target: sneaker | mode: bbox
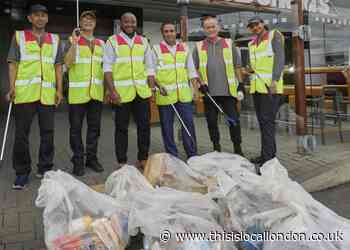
[12,175,29,190]
[35,172,44,179]
[36,169,50,179]
[86,160,104,173]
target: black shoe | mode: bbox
[86,160,104,173]
[73,166,85,176]
[234,144,244,157]
[250,156,264,164]
[213,143,221,152]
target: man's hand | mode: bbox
[104,89,110,104]
[71,28,80,45]
[55,91,63,107]
[159,86,167,96]
[6,87,15,102]
[237,91,244,101]
[193,88,199,101]
[110,90,121,105]
[270,80,277,94]
[199,84,209,94]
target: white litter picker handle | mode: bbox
[0,102,13,161]
[206,93,224,114]
[76,0,80,28]
[171,104,192,139]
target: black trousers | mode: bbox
[253,93,281,162]
[203,96,242,145]
[13,102,55,176]
[69,100,102,165]
[113,95,150,163]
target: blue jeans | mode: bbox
[158,102,197,158]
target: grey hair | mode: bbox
[121,12,137,20]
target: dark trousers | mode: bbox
[158,102,197,159]
[203,96,242,145]
[114,95,150,163]
[69,100,102,166]
[253,93,281,162]
[13,102,55,176]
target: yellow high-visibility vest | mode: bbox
[15,30,59,105]
[153,41,192,106]
[68,37,104,104]
[248,29,284,94]
[196,38,238,97]
[108,34,151,103]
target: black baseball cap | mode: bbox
[29,4,48,15]
[247,16,264,28]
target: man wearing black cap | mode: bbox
[64,11,105,176]
[6,4,64,189]
[246,16,285,172]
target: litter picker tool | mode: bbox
[171,104,195,144]
[0,102,13,168]
[203,92,237,127]
[75,0,80,36]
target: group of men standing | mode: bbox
[6,4,285,190]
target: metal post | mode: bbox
[292,0,308,152]
[177,0,189,42]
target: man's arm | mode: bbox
[232,45,244,83]
[272,31,285,82]
[103,40,121,104]
[64,42,77,68]
[7,63,18,101]
[144,41,156,90]
[64,29,80,68]
[55,64,63,106]
[6,34,20,101]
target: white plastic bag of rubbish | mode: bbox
[128,187,221,238]
[187,152,256,178]
[141,215,231,250]
[105,165,154,205]
[35,170,125,249]
[259,158,350,249]
[143,153,209,194]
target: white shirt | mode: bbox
[152,41,198,80]
[103,31,155,76]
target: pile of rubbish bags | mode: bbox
[36,152,350,250]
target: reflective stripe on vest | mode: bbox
[154,42,192,106]
[68,37,105,104]
[109,34,151,103]
[248,30,284,94]
[15,30,58,105]
[196,38,238,97]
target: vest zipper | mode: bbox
[130,47,136,91]
[39,38,43,104]
[89,41,94,99]
[174,50,180,101]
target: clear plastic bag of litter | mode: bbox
[143,153,209,194]
[128,187,221,238]
[35,170,127,249]
[105,164,154,206]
